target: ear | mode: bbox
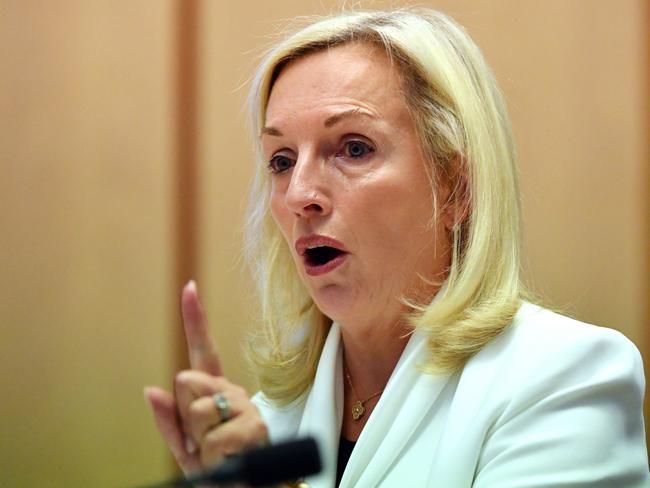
[439,154,470,232]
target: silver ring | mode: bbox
[212,393,231,422]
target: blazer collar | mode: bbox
[299,324,452,487]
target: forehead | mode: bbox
[265,42,409,123]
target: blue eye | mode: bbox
[342,140,374,159]
[268,155,294,174]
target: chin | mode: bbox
[310,283,359,324]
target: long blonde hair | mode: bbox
[244,8,523,404]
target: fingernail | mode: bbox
[186,280,197,292]
[185,436,197,454]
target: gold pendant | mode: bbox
[352,400,365,420]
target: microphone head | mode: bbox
[240,437,322,486]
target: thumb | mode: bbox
[181,280,223,376]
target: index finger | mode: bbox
[181,280,223,376]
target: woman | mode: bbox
[145,9,649,487]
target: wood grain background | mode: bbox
[1,1,647,486]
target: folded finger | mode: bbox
[199,413,269,468]
[144,386,201,474]
[174,370,231,427]
[186,387,252,444]
[186,394,229,443]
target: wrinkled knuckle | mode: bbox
[200,439,223,468]
[220,436,242,456]
[201,436,216,455]
[203,429,238,458]
[187,400,204,419]
[254,419,269,441]
[200,433,219,457]
[175,370,194,388]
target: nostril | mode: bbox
[305,203,323,212]
[294,203,322,218]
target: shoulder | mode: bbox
[469,302,646,423]
[474,302,644,386]
[466,303,649,486]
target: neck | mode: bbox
[339,320,410,440]
[341,325,409,396]
[337,284,441,391]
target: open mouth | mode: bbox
[295,235,349,276]
[305,246,345,267]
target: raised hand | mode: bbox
[144,281,268,475]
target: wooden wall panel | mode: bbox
[0,1,175,486]
[0,1,646,485]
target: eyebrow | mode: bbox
[260,108,377,137]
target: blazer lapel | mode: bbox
[298,324,343,488]
[340,330,453,487]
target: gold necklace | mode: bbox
[343,363,383,421]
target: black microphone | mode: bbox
[134,437,321,488]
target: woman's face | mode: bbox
[262,42,452,334]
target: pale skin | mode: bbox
[144,281,269,475]
[146,41,455,472]
[264,43,455,439]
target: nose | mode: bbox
[284,155,332,219]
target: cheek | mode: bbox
[363,175,433,230]
[354,176,437,262]
[269,191,293,241]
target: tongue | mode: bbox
[307,246,343,266]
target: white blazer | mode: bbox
[253,303,649,487]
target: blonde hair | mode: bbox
[244,8,523,404]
